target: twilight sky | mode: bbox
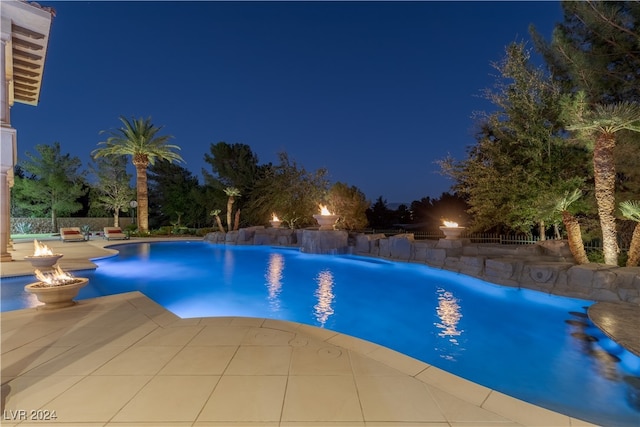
[12,1,563,204]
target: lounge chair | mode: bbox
[104,227,128,240]
[60,227,85,242]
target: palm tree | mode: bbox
[223,187,241,232]
[619,200,640,267]
[554,189,589,265]
[564,92,640,265]
[92,116,183,233]
[209,209,225,233]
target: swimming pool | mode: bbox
[2,241,639,426]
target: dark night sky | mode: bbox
[12,1,564,204]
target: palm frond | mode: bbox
[224,187,241,197]
[619,200,640,222]
[554,188,582,212]
[92,116,183,163]
[566,95,640,134]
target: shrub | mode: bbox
[14,221,33,234]
[154,226,172,236]
[586,249,604,264]
[587,248,629,266]
[196,227,215,236]
[124,224,137,232]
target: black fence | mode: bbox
[363,229,630,252]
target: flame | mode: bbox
[33,239,54,256]
[443,220,459,228]
[272,213,280,222]
[319,205,334,216]
[34,265,76,286]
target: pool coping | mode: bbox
[588,301,640,357]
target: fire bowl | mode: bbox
[24,278,89,310]
[24,254,64,268]
[270,220,282,229]
[313,214,339,231]
[439,226,466,240]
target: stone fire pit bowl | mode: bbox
[313,214,339,231]
[439,226,466,240]
[24,278,89,310]
[24,254,64,268]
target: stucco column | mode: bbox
[7,167,14,251]
[1,24,15,262]
[0,126,16,262]
[0,163,13,261]
[1,17,10,126]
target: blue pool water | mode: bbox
[2,241,639,426]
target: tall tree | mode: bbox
[531,1,640,105]
[409,197,432,227]
[249,152,328,228]
[203,142,262,225]
[92,116,183,233]
[88,155,134,227]
[531,1,640,265]
[12,142,86,231]
[563,92,640,265]
[10,166,32,217]
[393,204,411,226]
[148,160,201,228]
[439,42,588,233]
[203,142,259,191]
[532,0,640,205]
[326,182,369,231]
[366,196,393,229]
[191,184,220,229]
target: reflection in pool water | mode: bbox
[434,288,464,362]
[314,270,335,326]
[1,241,639,426]
[265,252,284,312]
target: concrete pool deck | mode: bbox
[0,238,614,426]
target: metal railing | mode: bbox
[364,229,540,244]
[362,229,630,251]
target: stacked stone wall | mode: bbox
[203,228,640,304]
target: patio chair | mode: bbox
[103,227,128,240]
[60,227,86,242]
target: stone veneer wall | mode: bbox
[204,227,640,305]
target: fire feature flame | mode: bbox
[272,213,280,222]
[443,220,459,228]
[34,265,76,286]
[319,205,334,216]
[33,239,54,256]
